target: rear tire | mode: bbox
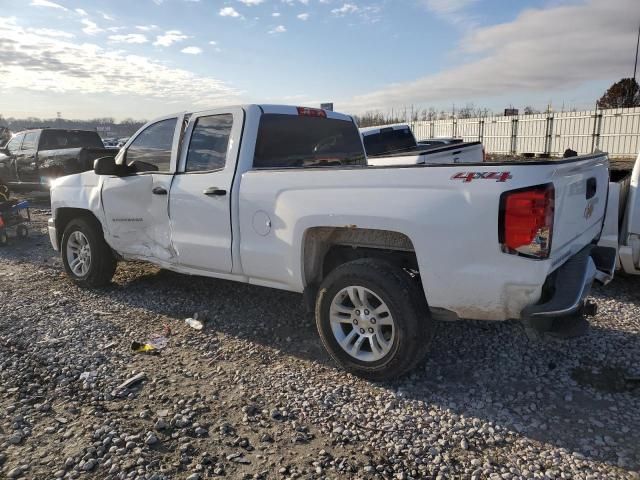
[315,258,433,381]
[61,217,116,287]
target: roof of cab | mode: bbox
[183,104,354,123]
[359,124,411,136]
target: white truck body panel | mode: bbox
[617,150,640,273]
[49,105,611,322]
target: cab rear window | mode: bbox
[253,114,365,169]
[363,128,416,156]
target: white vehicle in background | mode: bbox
[603,151,640,274]
[360,124,484,166]
[48,104,616,380]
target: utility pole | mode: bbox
[634,20,640,82]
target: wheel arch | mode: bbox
[55,208,103,247]
[301,226,422,309]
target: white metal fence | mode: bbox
[405,107,640,158]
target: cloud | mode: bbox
[272,12,281,17]
[344,0,638,111]
[99,11,115,21]
[331,3,358,16]
[219,7,242,17]
[108,33,148,44]
[80,19,103,36]
[30,0,67,10]
[422,0,477,26]
[297,13,309,20]
[268,25,286,34]
[75,8,87,16]
[153,30,188,47]
[181,46,202,54]
[238,0,264,5]
[29,28,75,38]
[0,17,240,107]
[136,25,158,31]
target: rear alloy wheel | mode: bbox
[61,217,116,287]
[329,286,396,363]
[316,258,433,381]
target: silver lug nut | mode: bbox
[359,328,365,334]
[368,328,374,333]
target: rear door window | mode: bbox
[185,114,233,172]
[125,118,177,173]
[253,114,365,169]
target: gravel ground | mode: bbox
[0,207,639,480]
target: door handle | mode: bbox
[152,186,167,195]
[203,187,227,196]
[586,178,597,199]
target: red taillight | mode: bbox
[499,184,554,259]
[296,107,327,118]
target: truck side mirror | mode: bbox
[94,156,128,176]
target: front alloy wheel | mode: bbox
[61,217,116,288]
[66,230,92,277]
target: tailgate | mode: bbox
[551,154,610,262]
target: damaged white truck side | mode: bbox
[48,105,616,380]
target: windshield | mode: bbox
[363,127,417,156]
[253,114,366,169]
[40,130,104,150]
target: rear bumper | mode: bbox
[48,218,59,251]
[522,245,616,319]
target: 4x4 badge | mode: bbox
[451,172,512,183]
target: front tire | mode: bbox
[315,258,433,381]
[61,217,116,287]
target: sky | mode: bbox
[0,0,638,120]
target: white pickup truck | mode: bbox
[360,124,484,166]
[48,105,615,380]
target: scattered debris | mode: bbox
[148,334,168,350]
[37,336,71,345]
[102,341,117,350]
[185,318,204,330]
[111,372,147,396]
[131,341,159,354]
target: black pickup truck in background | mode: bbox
[0,129,115,193]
